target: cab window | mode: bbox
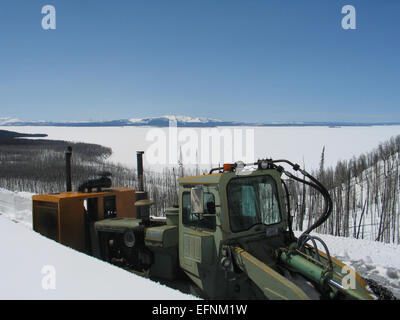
[227,175,281,232]
[182,191,216,230]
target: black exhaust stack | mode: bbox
[137,151,144,192]
[66,146,72,192]
[135,151,151,221]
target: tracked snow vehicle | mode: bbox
[33,150,380,300]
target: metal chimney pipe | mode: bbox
[65,146,72,192]
[137,151,144,192]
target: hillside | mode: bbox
[0,129,47,139]
[0,214,195,300]
[0,188,399,299]
[289,135,400,244]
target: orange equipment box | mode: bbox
[32,188,136,252]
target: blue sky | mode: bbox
[0,0,399,122]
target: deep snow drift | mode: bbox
[0,188,33,229]
[0,215,195,300]
[0,189,195,299]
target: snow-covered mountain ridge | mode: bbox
[1,116,400,127]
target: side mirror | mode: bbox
[191,187,204,214]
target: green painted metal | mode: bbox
[145,225,178,248]
[233,247,310,300]
[279,251,372,300]
[279,251,326,286]
[95,217,141,233]
[165,207,179,226]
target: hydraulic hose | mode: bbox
[268,159,333,248]
[284,171,332,236]
[281,180,294,238]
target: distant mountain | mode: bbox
[1,116,400,127]
[0,117,24,125]
[0,115,244,127]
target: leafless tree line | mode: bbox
[288,135,400,244]
[0,136,193,216]
[0,138,130,192]
[2,133,399,243]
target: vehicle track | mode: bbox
[336,255,399,299]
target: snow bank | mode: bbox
[294,231,400,270]
[0,215,196,300]
[0,188,33,229]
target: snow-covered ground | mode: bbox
[0,189,196,299]
[0,215,196,300]
[0,188,399,299]
[0,190,196,299]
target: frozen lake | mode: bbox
[2,125,400,172]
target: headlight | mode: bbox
[123,229,136,248]
[221,257,231,269]
[259,160,269,170]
